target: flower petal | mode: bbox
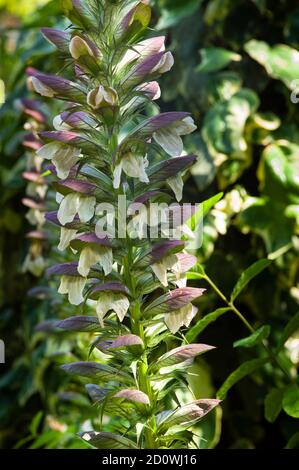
[153,128,183,156]
[77,195,96,222]
[58,227,78,251]
[58,275,87,305]
[165,303,198,334]
[167,173,184,202]
[58,193,79,225]
[122,154,149,183]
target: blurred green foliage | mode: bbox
[0,0,299,449]
[0,0,49,16]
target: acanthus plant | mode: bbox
[18,95,50,277]
[30,0,220,449]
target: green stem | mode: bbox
[125,247,156,449]
[203,273,292,381]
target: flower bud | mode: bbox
[69,35,96,60]
[87,85,119,125]
[87,85,118,109]
[31,77,56,97]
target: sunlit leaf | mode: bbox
[217,358,270,400]
[233,325,270,348]
[231,259,271,301]
[197,48,241,73]
[282,385,299,418]
[186,308,230,342]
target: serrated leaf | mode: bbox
[264,388,283,423]
[186,307,230,342]
[233,325,270,348]
[282,385,299,418]
[79,431,138,449]
[154,344,215,371]
[276,311,299,352]
[217,358,269,400]
[231,259,271,301]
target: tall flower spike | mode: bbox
[40,0,219,449]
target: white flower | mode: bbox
[151,252,195,287]
[22,254,47,277]
[117,37,165,71]
[58,227,78,251]
[37,142,82,179]
[31,77,55,97]
[95,292,130,326]
[151,254,178,287]
[167,173,184,202]
[58,275,87,305]
[57,193,96,226]
[25,209,45,227]
[153,116,197,156]
[78,246,113,277]
[113,154,149,188]
[26,182,48,199]
[165,303,198,334]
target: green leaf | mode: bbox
[156,0,203,29]
[202,89,259,156]
[233,325,271,348]
[217,358,269,400]
[186,192,223,231]
[277,311,299,352]
[264,388,284,423]
[197,48,241,73]
[79,431,138,449]
[238,197,295,255]
[282,385,299,418]
[285,432,299,449]
[29,411,43,436]
[258,142,299,205]
[231,259,272,301]
[202,192,224,217]
[186,308,230,342]
[245,40,299,89]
